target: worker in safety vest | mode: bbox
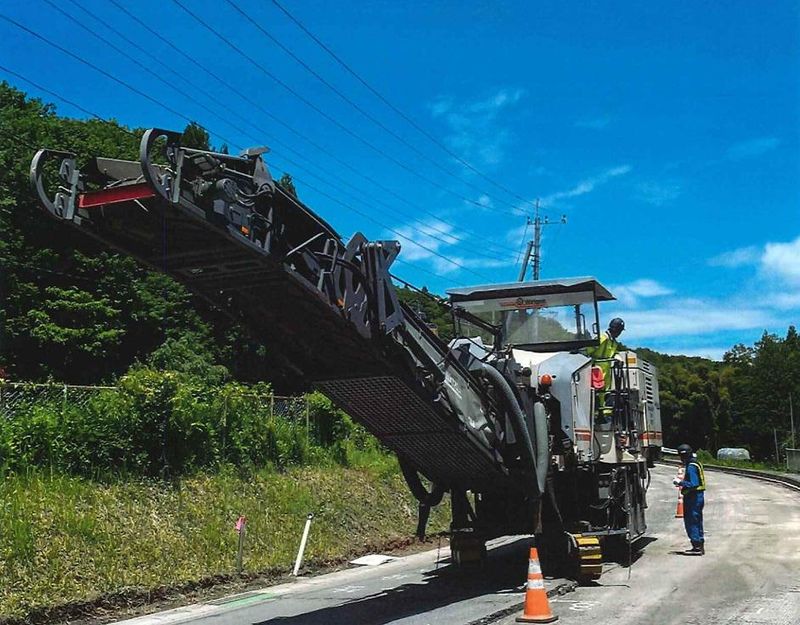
[673,443,706,555]
[585,317,625,417]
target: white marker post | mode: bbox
[235,516,247,574]
[292,513,314,576]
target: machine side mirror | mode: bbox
[591,321,599,336]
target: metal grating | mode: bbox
[316,375,505,491]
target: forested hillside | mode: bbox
[0,83,302,390]
[2,82,798,460]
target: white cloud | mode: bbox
[612,279,673,307]
[658,347,728,361]
[540,165,631,207]
[708,235,800,288]
[726,137,780,161]
[394,220,459,262]
[391,219,514,277]
[476,194,493,209]
[429,88,526,168]
[708,245,761,268]
[769,291,800,310]
[762,236,800,285]
[619,303,779,340]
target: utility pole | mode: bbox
[790,393,796,449]
[517,199,567,282]
[774,428,780,463]
[532,200,543,281]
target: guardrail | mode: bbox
[658,448,800,493]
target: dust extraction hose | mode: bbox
[479,362,542,496]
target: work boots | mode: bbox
[689,541,705,555]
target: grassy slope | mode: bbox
[0,463,449,620]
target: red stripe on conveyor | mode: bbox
[78,183,155,208]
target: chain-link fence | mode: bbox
[0,381,329,475]
[0,382,115,421]
[0,382,310,426]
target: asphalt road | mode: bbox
[502,466,800,625]
[112,466,800,625]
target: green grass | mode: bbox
[0,463,450,620]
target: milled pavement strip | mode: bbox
[111,534,553,625]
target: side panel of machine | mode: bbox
[618,352,663,448]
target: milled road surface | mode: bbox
[112,466,800,625]
[502,466,800,625]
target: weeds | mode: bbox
[0,466,450,619]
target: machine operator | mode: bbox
[585,317,625,418]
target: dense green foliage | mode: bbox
[0,82,300,390]
[395,285,455,342]
[0,372,382,478]
[637,326,799,460]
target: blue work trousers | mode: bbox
[682,491,704,544]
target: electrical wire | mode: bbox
[50,0,514,262]
[265,149,516,263]
[0,13,494,282]
[0,66,476,286]
[44,0,253,148]
[0,12,241,152]
[169,0,526,218]
[268,0,543,211]
[95,0,520,260]
[100,0,521,258]
[13,2,514,265]
[266,160,494,281]
[225,0,530,214]
[0,64,139,140]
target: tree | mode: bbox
[181,121,210,150]
[277,173,298,198]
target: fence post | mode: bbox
[270,392,275,425]
[222,393,228,460]
[62,383,68,417]
[305,397,310,446]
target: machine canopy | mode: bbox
[447,277,614,352]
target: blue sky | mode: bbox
[1,0,798,359]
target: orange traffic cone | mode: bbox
[675,491,684,518]
[516,547,558,623]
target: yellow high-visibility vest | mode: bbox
[586,332,619,389]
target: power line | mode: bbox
[268,0,541,211]
[101,0,519,258]
[0,12,240,151]
[169,0,524,218]
[43,0,254,149]
[224,0,529,214]
[0,64,138,140]
[0,15,497,281]
[0,29,510,271]
[266,162,494,281]
[269,151,516,264]
[0,60,485,283]
[24,0,513,265]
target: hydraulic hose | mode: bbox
[479,362,541,496]
[532,401,550,494]
[399,460,446,507]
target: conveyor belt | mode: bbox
[31,137,513,492]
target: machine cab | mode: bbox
[447,277,615,352]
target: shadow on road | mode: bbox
[256,537,533,625]
[603,535,658,569]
